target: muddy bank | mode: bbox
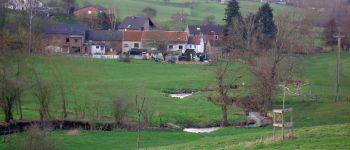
[0,120,181,136]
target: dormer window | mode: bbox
[127,25,131,28]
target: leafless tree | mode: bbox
[245,12,302,112]
[143,31,171,61]
[208,56,242,127]
[0,35,26,122]
[32,69,52,126]
[135,95,146,150]
[48,54,68,119]
[108,8,119,30]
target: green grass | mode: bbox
[43,0,296,28]
[1,52,350,149]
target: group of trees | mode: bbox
[323,16,350,51]
[210,0,308,126]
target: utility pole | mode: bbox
[334,33,344,102]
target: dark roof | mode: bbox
[188,25,224,35]
[118,16,156,30]
[86,30,123,41]
[45,24,86,35]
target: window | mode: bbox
[168,45,173,49]
[134,43,139,48]
[215,35,219,40]
[179,45,183,49]
[101,46,104,50]
[96,46,100,49]
[74,39,78,43]
[66,38,69,43]
[124,44,129,48]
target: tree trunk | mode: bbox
[4,106,13,122]
[221,105,228,127]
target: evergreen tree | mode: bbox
[255,3,277,48]
[223,0,241,36]
[224,0,240,26]
[323,18,338,47]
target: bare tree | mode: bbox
[135,95,146,150]
[246,12,302,112]
[32,69,52,126]
[108,8,119,30]
[208,56,242,127]
[48,55,68,119]
[143,31,170,61]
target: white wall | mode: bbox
[122,41,142,52]
[167,43,186,52]
[91,45,106,54]
[185,38,204,53]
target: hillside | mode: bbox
[1,52,350,149]
[71,0,295,26]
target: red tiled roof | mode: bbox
[142,30,187,42]
[123,31,143,41]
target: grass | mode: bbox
[42,0,297,28]
[1,52,350,149]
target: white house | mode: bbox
[6,0,43,11]
[186,35,205,54]
[90,44,106,55]
[122,31,143,52]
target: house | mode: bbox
[142,30,187,54]
[6,0,43,11]
[186,25,224,54]
[260,0,287,5]
[44,24,87,53]
[118,16,156,31]
[74,5,107,20]
[85,30,123,54]
[205,39,221,57]
[186,35,205,54]
[122,31,143,52]
[186,25,224,41]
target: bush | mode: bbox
[8,125,60,150]
[112,94,130,126]
[119,53,131,63]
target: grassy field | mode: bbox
[69,0,295,27]
[0,52,350,149]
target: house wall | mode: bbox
[122,41,142,52]
[91,45,106,54]
[167,43,186,52]
[106,41,123,54]
[74,7,102,19]
[186,41,204,53]
[45,34,84,53]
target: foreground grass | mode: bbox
[1,124,348,150]
[1,52,350,149]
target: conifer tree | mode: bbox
[255,3,277,48]
[223,0,241,36]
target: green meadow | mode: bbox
[1,52,350,149]
[45,0,296,26]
